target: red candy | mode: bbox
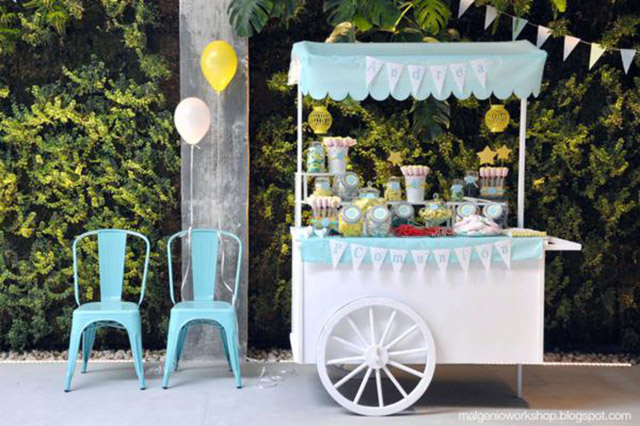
[393,225,454,237]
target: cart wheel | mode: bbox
[316,297,436,416]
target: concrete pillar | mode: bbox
[179,0,248,358]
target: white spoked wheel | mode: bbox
[316,297,436,416]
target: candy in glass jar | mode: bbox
[306,141,325,173]
[313,177,333,196]
[450,179,464,201]
[353,182,384,214]
[364,205,392,237]
[384,176,403,201]
[463,170,480,198]
[419,193,452,227]
[338,205,363,237]
[333,172,360,202]
[391,202,414,227]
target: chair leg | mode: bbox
[220,328,232,372]
[125,320,146,390]
[221,323,242,389]
[64,319,84,392]
[174,325,188,372]
[81,327,97,374]
[162,316,181,389]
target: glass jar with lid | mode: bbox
[463,170,480,198]
[353,181,384,214]
[418,193,452,227]
[338,204,363,237]
[313,176,333,197]
[391,202,414,227]
[333,172,360,202]
[450,179,464,201]
[306,141,325,173]
[384,176,403,202]
[364,205,392,237]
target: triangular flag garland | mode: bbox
[370,246,388,271]
[329,240,347,269]
[469,59,490,88]
[536,26,551,48]
[454,246,472,273]
[484,6,498,30]
[458,0,475,18]
[620,49,636,74]
[350,243,368,271]
[389,249,407,272]
[512,17,528,40]
[432,248,451,271]
[407,65,427,96]
[494,239,512,269]
[589,44,606,69]
[563,35,581,61]
[386,62,406,92]
[365,56,384,87]
[411,250,430,273]
[449,63,467,92]
[474,243,493,270]
[429,65,447,96]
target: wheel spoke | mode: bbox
[382,365,407,397]
[378,310,397,346]
[331,335,363,353]
[384,324,418,350]
[334,362,367,389]
[353,367,372,404]
[375,369,384,407]
[347,316,369,348]
[327,355,365,365]
[388,360,424,378]
[388,347,429,358]
[369,307,376,345]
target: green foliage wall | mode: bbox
[247,1,640,352]
[0,1,180,350]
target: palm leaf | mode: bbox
[411,99,450,141]
[359,0,400,28]
[325,22,356,43]
[324,0,358,26]
[228,0,274,37]
[413,0,450,35]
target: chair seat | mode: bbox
[172,300,234,313]
[74,301,140,315]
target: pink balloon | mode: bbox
[174,97,211,145]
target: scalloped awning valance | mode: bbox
[288,41,547,101]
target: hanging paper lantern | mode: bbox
[484,105,510,133]
[308,105,332,134]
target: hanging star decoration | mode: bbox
[477,146,497,165]
[388,151,403,166]
[495,144,513,161]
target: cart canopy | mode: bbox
[288,41,546,101]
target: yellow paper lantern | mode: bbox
[485,105,510,133]
[308,105,332,134]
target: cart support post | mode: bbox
[295,86,303,227]
[516,364,523,398]
[517,98,528,228]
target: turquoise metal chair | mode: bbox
[162,229,242,389]
[64,229,150,392]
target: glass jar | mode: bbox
[306,141,325,173]
[353,182,384,214]
[384,176,403,202]
[333,172,360,202]
[450,179,464,201]
[338,205,363,237]
[364,205,392,237]
[419,193,452,227]
[391,202,414,227]
[463,170,480,198]
[313,177,333,197]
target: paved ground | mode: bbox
[0,361,638,425]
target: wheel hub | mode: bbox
[364,344,388,369]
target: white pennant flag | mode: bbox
[620,49,636,74]
[407,65,426,96]
[458,0,475,18]
[432,248,451,272]
[589,43,606,69]
[470,59,490,88]
[454,246,472,273]
[365,56,384,87]
[350,244,368,271]
[494,240,512,269]
[389,249,407,273]
[386,62,406,93]
[474,243,493,270]
[429,65,447,96]
[370,247,388,271]
[411,250,430,273]
[512,17,528,40]
[449,63,467,92]
[563,36,581,61]
[484,6,498,30]
[329,240,348,269]
[536,26,552,48]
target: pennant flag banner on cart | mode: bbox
[429,65,447,96]
[620,49,636,74]
[411,250,430,273]
[370,246,388,271]
[484,6,498,29]
[512,17,528,40]
[458,0,475,18]
[494,239,512,269]
[365,57,384,87]
[389,249,407,272]
[407,65,426,96]
[453,246,471,272]
[589,44,606,69]
[432,248,451,271]
[449,63,467,92]
[350,244,368,271]
[563,36,581,61]
[474,243,493,270]
[329,240,347,269]
[536,26,552,48]
[469,59,490,88]
[386,63,405,92]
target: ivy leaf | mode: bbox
[550,0,567,13]
[227,0,275,37]
[413,0,451,35]
[325,22,356,43]
[324,0,358,26]
[411,99,450,141]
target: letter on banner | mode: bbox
[366,57,384,87]
[432,248,451,272]
[407,65,426,96]
[484,6,498,30]
[474,243,493,270]
[429,65,447,96]
[620,49,636,74]
[536,26,552,48]
[469,59,490,89]
[370,247,388,271]
[589,43,606,69]
[563,36,580,61]
[454,246,472,273]
[386,62,405,93]
[329,240,348,269]
[411,250,429,273]
[494,239,512,269]
[449,63,467,93]
[350,244,368,271]
[389,249,407,273]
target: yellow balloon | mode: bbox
[201,41,237,93]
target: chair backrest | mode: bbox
[167,229,242,305]
[72,229,151,306]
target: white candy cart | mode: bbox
[288,41,581,416]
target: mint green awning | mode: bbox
[288,41,547,101]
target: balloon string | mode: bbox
[180,145,195,301]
